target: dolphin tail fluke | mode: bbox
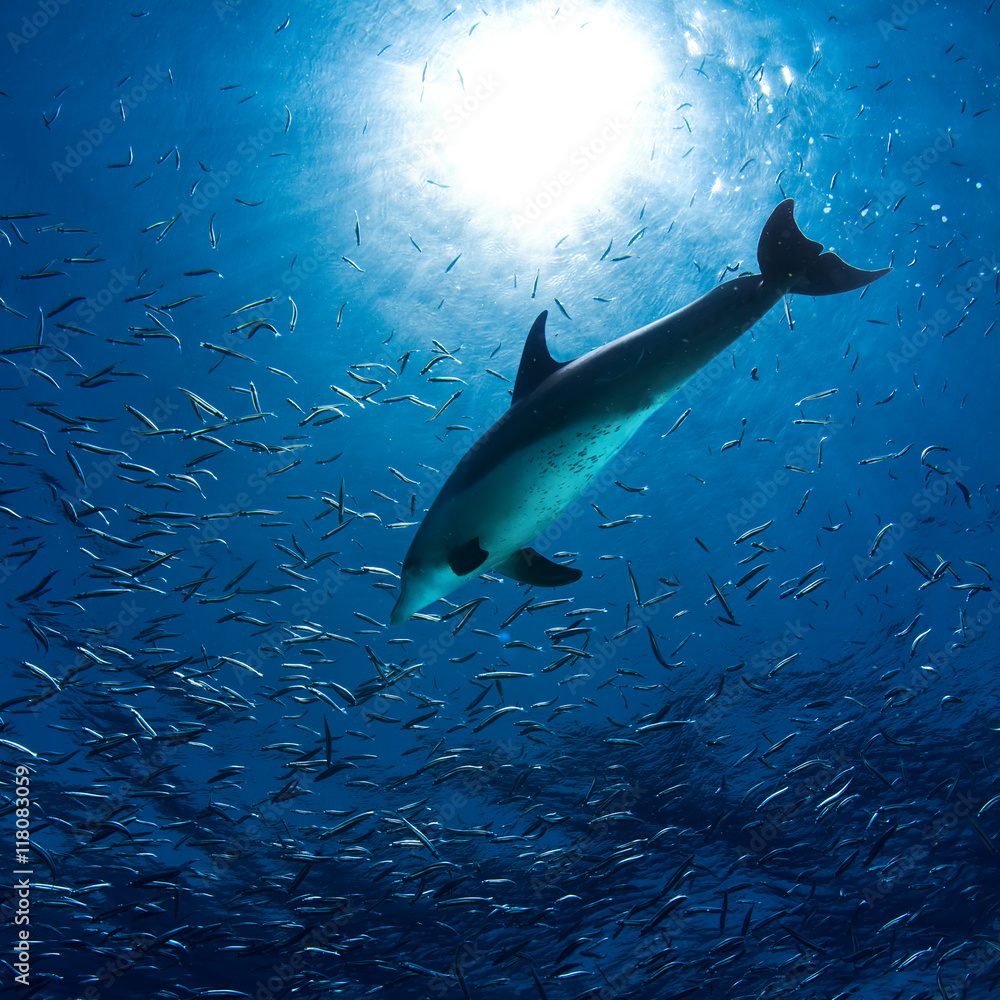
[758,199,891,295]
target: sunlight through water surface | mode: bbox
[408,3,660,239]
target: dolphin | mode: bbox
[390,199,889,625]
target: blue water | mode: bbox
[2,1,999,997]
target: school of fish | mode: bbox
[1,3,998,999]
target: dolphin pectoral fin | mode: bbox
[758,199,891,295]
[511,311,568,406]
[497,547,583,588]
[448,537,489,576]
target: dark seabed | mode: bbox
[1,0,999,998]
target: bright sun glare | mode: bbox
[411,4,659,232]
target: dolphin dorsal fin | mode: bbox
[511,311,565,406]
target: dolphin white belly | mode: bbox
[468,409,650,557]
